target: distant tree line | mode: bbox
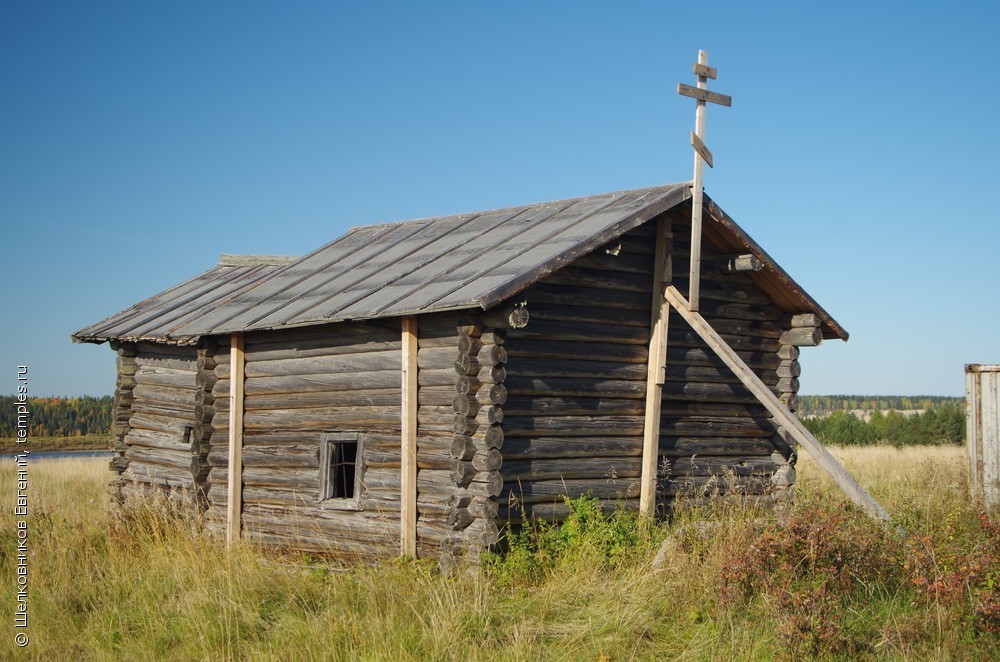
[802,405,965,447]
[0,395,112,437]
[797,395,964,417]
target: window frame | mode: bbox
[319,431,365,511]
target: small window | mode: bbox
[183,425,195,446]
[320,432,364,509]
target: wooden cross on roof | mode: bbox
[677,50,731,311]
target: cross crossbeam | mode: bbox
[677,50,731,312]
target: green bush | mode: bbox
[483,496,653,586]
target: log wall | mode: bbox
[497,207,795,524]
[203,321,402,557]
[117,342,202,507]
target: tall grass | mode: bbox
[1,448,996,659]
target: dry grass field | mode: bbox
[1,445,996,660]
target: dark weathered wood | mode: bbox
[505,339,647,364]
[242,407,400,430]
[777,344,800,360]
[776,377,800,393]
[244,388,402,410]
[454,425,504,451]
[134,365,197,389]
[776,360,801,378]
[243,351,401,377]
[503,396,768,418]
[664,284,891,522]
[527,304,649,329]
[237,370,401,396]
[779,327,822,347]
[790,313,821,328]
[502,477,642,504]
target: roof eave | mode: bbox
[703,194,849,341]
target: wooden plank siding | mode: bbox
[496,207,793,525]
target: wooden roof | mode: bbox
[73,183,848,344]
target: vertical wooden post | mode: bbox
[640,218,671,518]
[967,364,1000,507]
[401,315,418,556]
[226,332,245,548]
[689,49,709,312]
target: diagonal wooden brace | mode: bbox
[663,285,892,523]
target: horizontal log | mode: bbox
[207,443,319,469]
[504,338,646,364]
[776,377,800,393]
[503,396,768,419]
[129,411,194,435]
[527,303,649,329]
[451,436,475,461]
[502,456,641,482]
[238,370,401,396]
[417,346,461,370]
[123,448,194,477]
[540,266,652,293]
[134,353,197,372]
[481,330,505,346]
[241,338,403,363]
[462,425,505,451]
[777,345,800,361]
[244,388,401,410]
[500,414,776,438]
[507,319,649,345]
[134,365,197,389]
[457,334,481,356]
[243,351,400,378]
[500,434,783,461]
[242,407,400,430]
[130,399,197,421]
[717,254,763,273]
[668,326,780,353]
[509,357,646,380]
[472,448,503,472]
[778,327,822,347]
[498,499,638,525]
[776,360,801,378]
[502,477,642,504]
[790,313,821,328]
[125,428,191,453]
[121,457,195,482]
[131,383,197,408]
[524,282,649,312]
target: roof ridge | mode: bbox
[346,182,691,233]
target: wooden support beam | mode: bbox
[226,332,245,548]
[640,218,671,518]
[401,315,418,557]
[663,285,892,523]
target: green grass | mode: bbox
[1,446,997,659]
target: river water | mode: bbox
[0,450,115,462]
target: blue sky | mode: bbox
[2,1,998,397]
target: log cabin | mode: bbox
[73,182,877,564]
